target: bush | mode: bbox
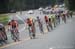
[0,15,9,25]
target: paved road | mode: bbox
[0,15,75,49]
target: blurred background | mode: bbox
[0,0,74,14]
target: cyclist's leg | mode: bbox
[11,29,14,41]
[50,24,53,30]
[64,18,66,23]
[41,24,44,33]
[59,18,60,24]
[11,31,14,40]
[39,24,43,33]
[56,19,58,24]
[63,17,66,23]
[13,32,18,41]
[2,33,8,44]
[28,26,31,38]
[28,26,32,39]
[32,31,36,39]
[0,32,4,45]
[62,17,65,23]
[54,21,56,27]
[13,33,17,42]
[46,23,50,32]
[53,19,56,27]
[11,28,17,42]
[15,29,20,41]
[31,25,35,39]
[32,32,35,38]
[16,33,19,41]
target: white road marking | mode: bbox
[0,37,30,49]
[49,48,53,49]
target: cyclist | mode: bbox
[44,16,50,32]
[0,23,7,45]
[51,14,56,28]
[8,19,20,42]
[56,13,60,24]
[37,16,44,34]
[32,19,36,39]
[27,18,36,39]
[62,12,66,23]
[48,18,53,30]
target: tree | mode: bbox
[50,0,56,7]
[64,0,75,11]
[0,0,8,13]
[64,0,69,9]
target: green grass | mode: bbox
[0,14,9,25]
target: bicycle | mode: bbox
[0,31,7,45]
[46,23,50,32]
[28,26,36,39]
[39,23,44,34]
[11,28,20,42]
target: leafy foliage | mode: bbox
[64,0,75,11]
